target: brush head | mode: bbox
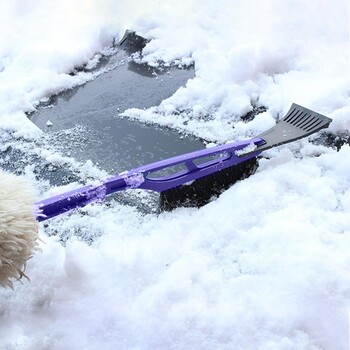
[159,157,259,211]
[0,171,40,288]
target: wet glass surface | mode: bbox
[29,52,204,174]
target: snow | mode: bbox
[0,0,350,349]
[120,171,145,188]
[234,142,258,156]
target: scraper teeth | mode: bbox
[286,110,325,133]
[284,104,331,132]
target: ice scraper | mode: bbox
[34,103,332,220]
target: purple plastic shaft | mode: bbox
[35,137,264,221]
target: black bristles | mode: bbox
[159,157,259,211]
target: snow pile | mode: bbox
[1,147,350,349]
[0,0,350,349]
[126,0,349,141]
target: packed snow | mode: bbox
[0,0,349,349]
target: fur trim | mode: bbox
[0,171,39,288]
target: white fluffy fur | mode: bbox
[0,171,39,288]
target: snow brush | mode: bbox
[0,103,331,287]
[35,103,331,221]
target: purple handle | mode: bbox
[35,137,264,221]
